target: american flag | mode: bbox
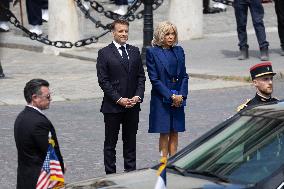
[36,139,64,189]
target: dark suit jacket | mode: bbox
[96,42,146,113]
[14,106,64,189]
[146,46,189,133]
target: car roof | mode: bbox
[241,100,284,120]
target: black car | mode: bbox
[67,100,284,189]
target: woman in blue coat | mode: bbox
[146,21,189,158]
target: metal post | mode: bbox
[141,0,154,65]
[0,61,5,78]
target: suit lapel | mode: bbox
[127,45,134,73]
[154,47,172,76]
[172,47,182,76]
[110,43,129,73]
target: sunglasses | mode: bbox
[37,94,51,100]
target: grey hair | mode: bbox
[152,21,178,47]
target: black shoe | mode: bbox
[238,48,249,60]
[260,47,269,61]
[203,7,220,14]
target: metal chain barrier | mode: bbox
[101,0,142,21]
[0,3,110,48]
[135,0,164,19]
[0,0,164,48]
[74,0,111,30]
[75,0,163,25]
[73,0,142,28]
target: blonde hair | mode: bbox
[152,21,178,47]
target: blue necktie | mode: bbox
[119,46,129,68]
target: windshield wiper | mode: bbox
[186,169,230,183]
[166,164,187,176]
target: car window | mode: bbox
[172,115,284,184]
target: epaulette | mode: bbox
[237,99,251,112]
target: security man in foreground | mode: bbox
[238,61,278,111]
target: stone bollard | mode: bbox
[0,61,5,78]
[168,0,203,40]
[43,0,80,55]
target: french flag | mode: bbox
[154,157,167,189]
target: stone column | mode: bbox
[43,0,80,55]
[168,0,203,40]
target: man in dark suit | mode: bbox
[96,19,146,174]
[14,79,64,189]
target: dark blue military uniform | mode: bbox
[238,93,279,111]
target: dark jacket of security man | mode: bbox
[14,79,64,189]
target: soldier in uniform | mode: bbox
[238,61,278,111]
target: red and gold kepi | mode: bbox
[250,61,276,80]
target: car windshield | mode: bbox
[172,115,284,184]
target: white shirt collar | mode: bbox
[256,92,271,100]
[26,104,44,115]
[113,40,127,50]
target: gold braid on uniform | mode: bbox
[237,99,251,112]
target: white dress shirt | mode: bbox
[113,40,129,59]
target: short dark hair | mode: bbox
[24,79,49,103]
[111,19,129,31]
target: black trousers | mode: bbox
[275,0,284,49]
[115,0,128,5]
[234,0,269,49]
[25,0,48,25]
[103,110,139,174]
[203,0,210,10]
[0,0,10,21]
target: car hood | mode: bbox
[66,168,247,189]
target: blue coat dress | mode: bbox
[146,46,189,133]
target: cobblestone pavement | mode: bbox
[1,80,284,189]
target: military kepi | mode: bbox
[250,61,276,80]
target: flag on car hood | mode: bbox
[154,157,167,189]
[36,137,64,189]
